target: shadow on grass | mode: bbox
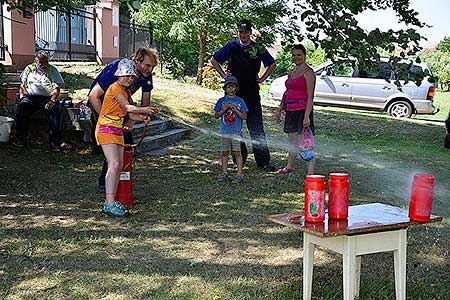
[1,104,450,299]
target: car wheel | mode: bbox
[388,100,413,118]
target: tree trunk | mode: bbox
[196,30,207,85]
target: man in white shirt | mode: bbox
[15,50,65,151]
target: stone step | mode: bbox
[132,119,169,140]
[136,128,190,153]
[2,73,22,88]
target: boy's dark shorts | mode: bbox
[284,109,315,134]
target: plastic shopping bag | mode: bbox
[298,127,315,151]
[298,127,315,161]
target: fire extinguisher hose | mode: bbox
[124,121,148,151]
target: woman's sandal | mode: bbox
[276,167,295,175]
[102,203,129,217]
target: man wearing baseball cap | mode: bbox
[210,19,276,171]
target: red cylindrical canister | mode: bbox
[409,173,434,222]
[116,147,134,207]
[328,173,349,220]
[304,175,326,223]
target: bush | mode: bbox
[272,42,327,78]
[199,64,222,90]
[420,49,450,90]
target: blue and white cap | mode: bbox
[223,75,239,89]
[114,58,137,77]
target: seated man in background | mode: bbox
[15,50,65,151]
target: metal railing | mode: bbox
[119,13,153,58]
[0,6,5,60]
[35,7,96,61]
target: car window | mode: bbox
[328,61,354,77]
[356,62,392,79]
[396,64,427,81]
[378,62,393,80]
[410,65,423,74]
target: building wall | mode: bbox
[1,5,35,69]
[1,0,120,67]
[96,0,120,64]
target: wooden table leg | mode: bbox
[303,232,315,300]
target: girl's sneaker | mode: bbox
[114,201,129,211]
[102,203,129,217]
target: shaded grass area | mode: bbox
[1,77,449,299]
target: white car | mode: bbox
[268,59,439,118]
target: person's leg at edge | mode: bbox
[101,143,124,206]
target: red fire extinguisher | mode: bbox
[115,145,135,207]
[115,111,157,207]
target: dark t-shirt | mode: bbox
[213,40,275,90]
[89,59,153,102]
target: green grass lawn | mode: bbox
[0,76,449,300]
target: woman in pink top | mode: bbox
[276,44,316,175]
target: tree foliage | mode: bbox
[273,43,326,78]
[133,0,430,86]
[134,0,299,82]
[436,37,450,53]
[293,0,429,85]
[420,49,450,90]
[1,0,95,13]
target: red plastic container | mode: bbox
[328,173,349,220]
[409,173,434,222]
[116,147,134,207]
[304,175,326,223]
